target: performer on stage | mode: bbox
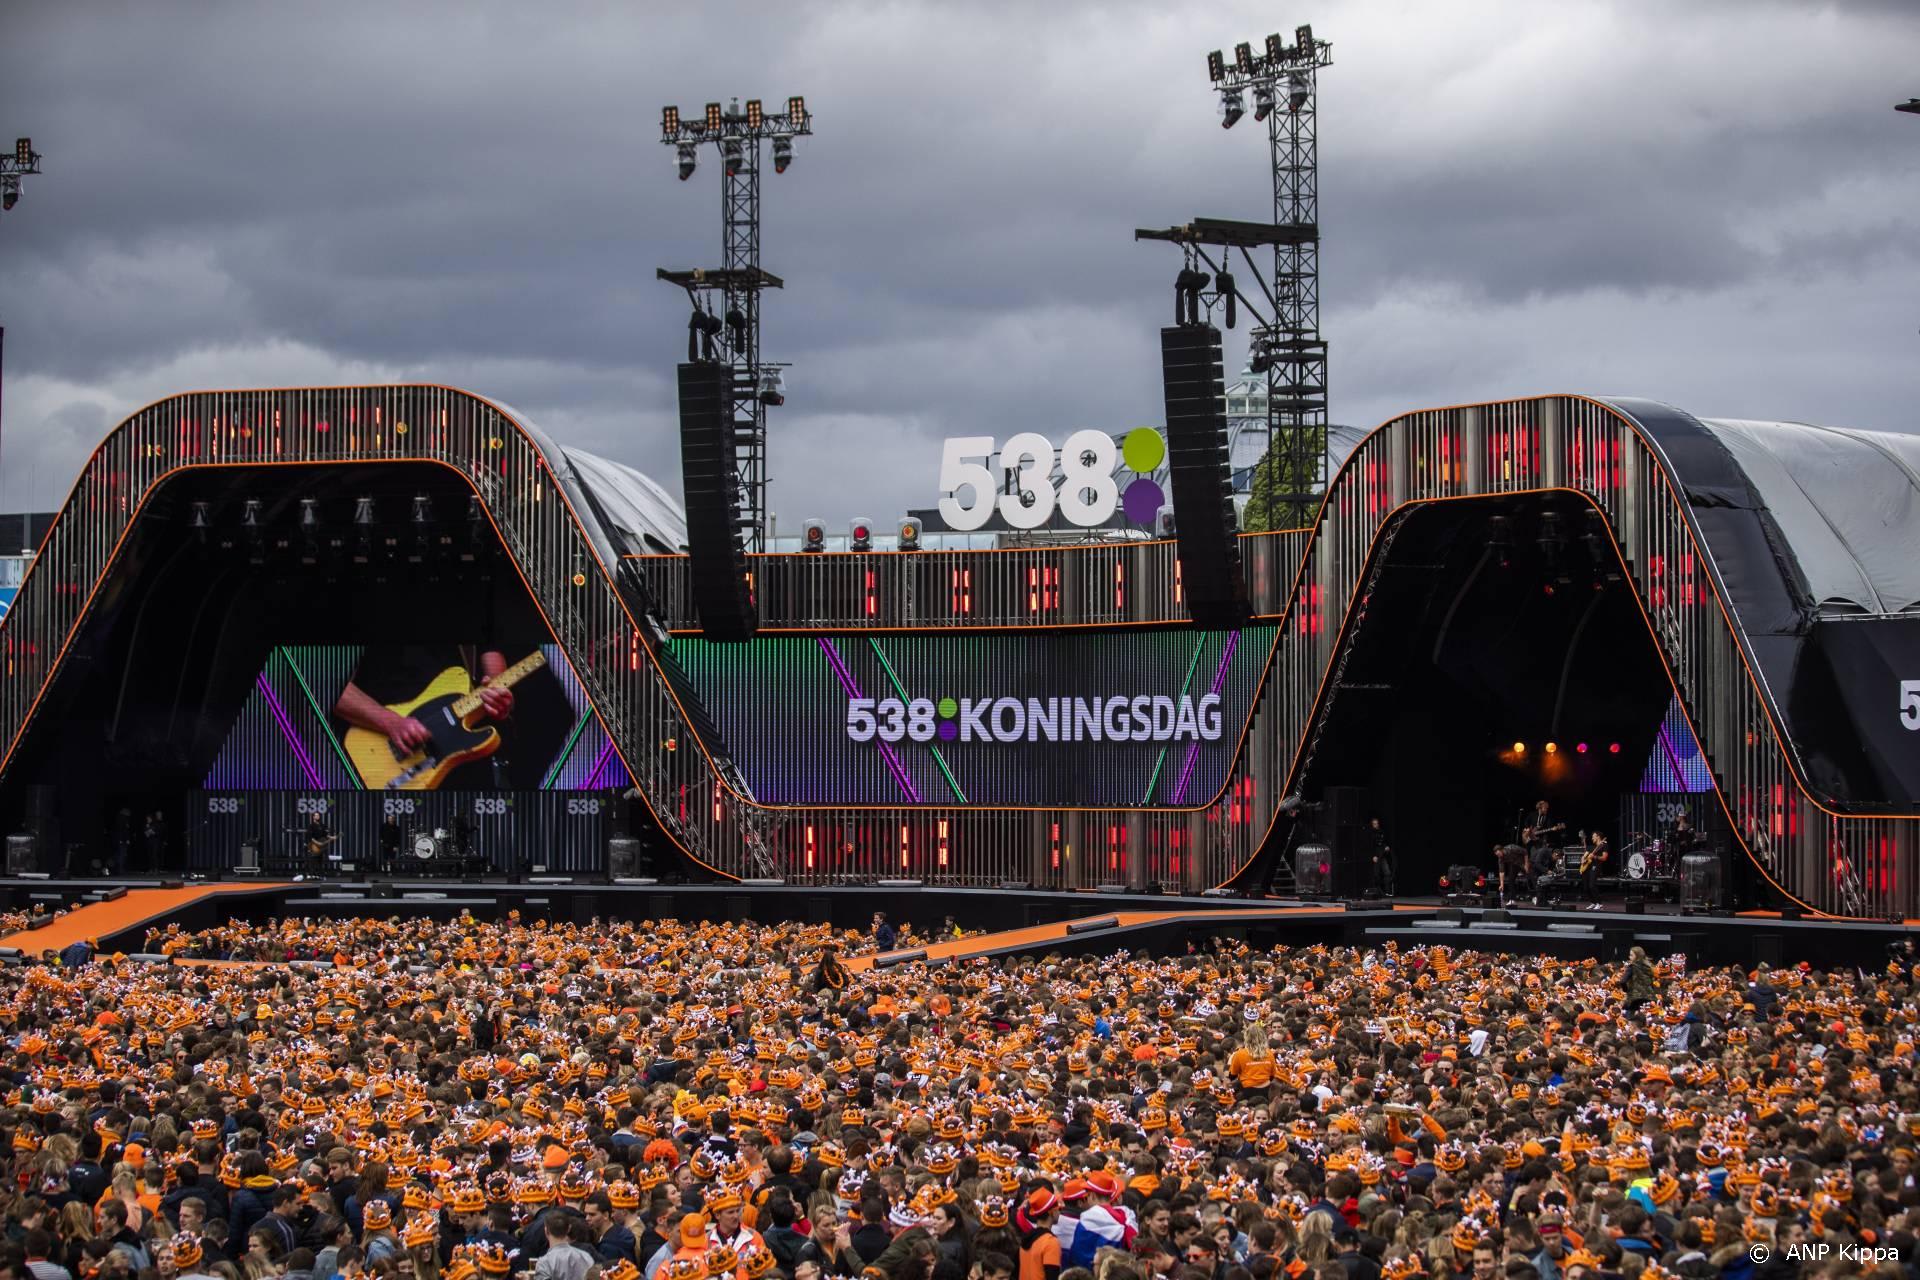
[1669,811,1699,856]
[1523,799,1564,884]
[1366,817,1395,897]
[304,812,335,876]
[1580,829,1611,910]
[379,813,402,874]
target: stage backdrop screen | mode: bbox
[666,627,1277,807]
[204,644,631,793]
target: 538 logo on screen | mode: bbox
[847,693,1223,745]
[937,429,1168,532]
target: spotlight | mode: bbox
[849,517,873,552]
[353,496,374,561]
[1253,84,1276,121]
[353,497,375,527]
[787,96,806,127]
[190,501,210,545]
[1609,743,1621,754]
[1286,73,1310,112]
[723,139,744,176]
[242,499,262,530]
[299,498,321,562]
[1219,88,1246,129]
[411,495,432,527]
[1265,33,1284,63]
[757,367,785,406]
[1576,742,1589,754]
[1234,41,1254,74]
[772,133,793,173]
[704,102,723,131]
[1207,50,1226,82]
[1295,23,1315,52]
[745,98,763,129]
[1,189,15,213]
[676,143,697,181]
[898,516,923,551]
[801,518,826,552]
[1545,742,1558,755]
[1512,741,1526,755]
[13,138,29,166]
[661,106,680,138]
[242,498,264,564]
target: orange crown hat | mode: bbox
[363,1201,394,1231]
[473,1244,515,1276]
[172,1237,205,1271]
[977,1198,1010,1229]
[740,1241,776,1280]
[666,1259,708,1280]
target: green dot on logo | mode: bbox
[937,697,958,719]
[1122,427,1166,474]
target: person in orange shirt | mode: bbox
[1015,1190,1060,1280]
[1227,1022,1276,1095]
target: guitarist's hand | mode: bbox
[386,714,433,755]
[475,683,514,721]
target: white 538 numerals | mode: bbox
[937,431,1123,532]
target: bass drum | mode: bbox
[1624,851,1649,881]
[412,832,439,860]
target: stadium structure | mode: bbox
[0,387,1912,921]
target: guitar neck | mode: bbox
[450,652,547,718]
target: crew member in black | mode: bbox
[379,814,403,874]
[1669,811,1699,856]
[1366,817,1395,897]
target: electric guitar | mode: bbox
[343,652,547,791]
[306,832,339,857]
[1524,820,1566,845]
[1579,839,1610,875]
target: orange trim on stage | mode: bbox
[844,903,1426,970]
[0,883,290,953]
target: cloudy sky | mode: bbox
[0,0,1914,526]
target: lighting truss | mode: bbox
[1,137,45,214]
[656,98,814,551]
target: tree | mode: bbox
[1239,424,1327,532]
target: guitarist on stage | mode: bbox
[1523,799,1564,886]
[1579,829,1611,910]
[304,813,337,876]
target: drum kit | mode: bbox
[1617,832,1680,883]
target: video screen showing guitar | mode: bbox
[332,645,574,791]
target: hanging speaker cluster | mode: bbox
[677,362,757,640]
[1159,324,1250,628]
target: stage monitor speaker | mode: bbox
[607,837,640,881]
[1293,843,1332,897]
[1159,325,1249,629]
[678,361,757,640]
[1324,785,1370,897]
[5,834,35,876]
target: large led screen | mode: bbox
[666,627,1276,806]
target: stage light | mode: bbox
[772,133,793,173]
[746,98,763,129]
[849,517,873,552]
[705,102,723,131]
[1,191,15,213]
[1207,50,1226,83]
[14,138,29,165]
[1512,741,1526,754]
[353,497,374,526]
[1265,33,1284,63]
[1295,23,1314,52]
[801,518,826,552]
[1577,742,1589,754]
[190,501,210,545]
[299,499,319,531]
[1219,88,1246,129]
[676,143,697,181]
[242,499,262,529]
[1253,84,1276,121]
[661,106,680,138]
[1234,41,1254,74]
[787,95,806,126]
[1286,73,1310,112]
[723,139,744,176]
[1609,742,1621,754]
[1545,741,1558,755]
[898,516,923,551]
[757,367,785,406]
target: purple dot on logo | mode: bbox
[937,719,958,742]
[1122,477,1165,525]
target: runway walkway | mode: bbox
[0,883,287,954]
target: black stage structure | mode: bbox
[1,389,1919,924]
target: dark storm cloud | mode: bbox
[0,0,1914,519]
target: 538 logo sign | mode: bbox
[847,693,1223,745]
[937,429,1168,532]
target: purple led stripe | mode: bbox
[581,739,617,790]
[257,671,326,790]
[815,637,922,803]
[1170,630,1240,805]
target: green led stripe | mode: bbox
[280,647,363,788]
[866,637,968,804]
[1140,632,1210,804]
[542,711,594,791]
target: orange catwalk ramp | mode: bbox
[0,883,291,954]
[844,903,1428,971]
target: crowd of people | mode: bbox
[0,913,1913,1280]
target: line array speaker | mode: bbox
[1159,325,1249,629]
[677,361,757,640]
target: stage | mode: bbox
[1,874,1910,970]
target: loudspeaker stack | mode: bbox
[1158,325,1249,629]
[677,361,757,640]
